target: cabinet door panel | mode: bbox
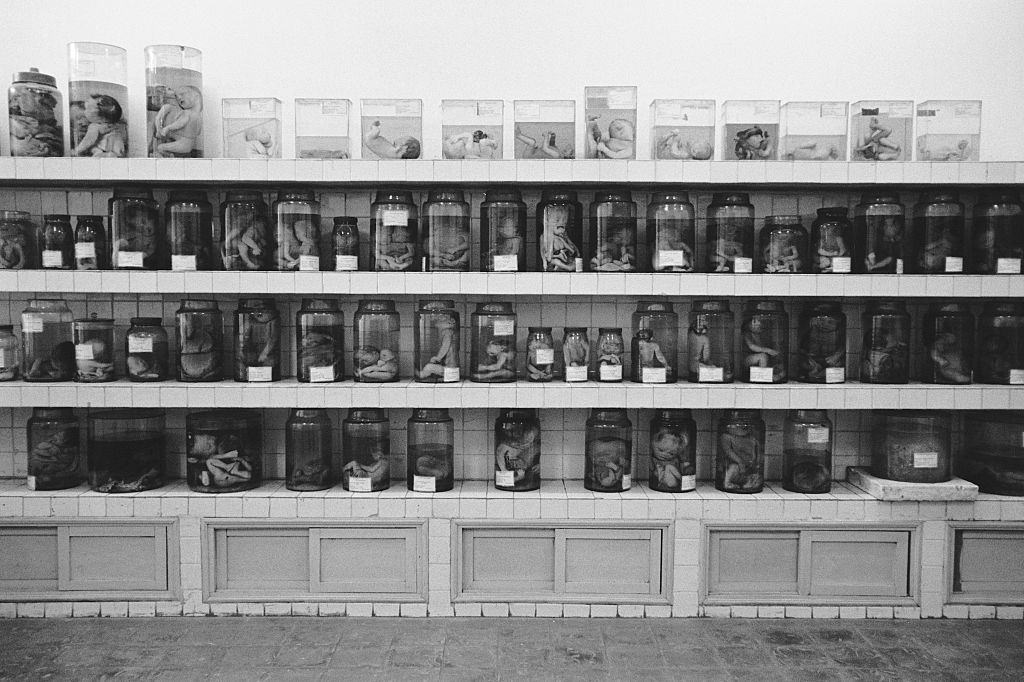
[955,530,1024,599]
[462,529,555,593]
[0,526,59,591]
[558,529,661,595]
[708,531,800,595]
[59,525,167,591]
[214,528,309,592]
[312,527,420,594]
[802,531,909,597]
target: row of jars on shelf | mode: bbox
[24,407,1024,498]
[1,188,1021,274]
[2,297,1023,386]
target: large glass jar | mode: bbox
[648,191,695,272]
[495,408,541,491]
[423,190,471,272]
[783,410,833,494]
[68,42,128,158]
[38,215,74,270]
[537,189,583,272]
[28,408,80,491]
[186,410,261,493]
[797,302,846,384]
[21,298,74,382]
[716,409,765,494]
[331,217,360,271]
[176,299,222,382]
[922,303,973,384]
[296,298,345,383]
[649,409,696,493]
[74,216,108,270]
[910,192,965,274]
[274,190,321,271]
[688,300,734,383]
[706,192,754,273]
[585,409,632,493]
[234,298,280,383]
[0,325,20,380]
[414,300,460,383]
[759,215,807,273]
[166,190,213,271]
[871,410,951,483]
[812,207,853,273]
[9,67,63,157]
[220,191,269,271]
[854,192,905,273]
[145,44,203,158]
[959,412,1024,496]
[470,302,517,383]
[342,408,390,492]
[562,327,590,382]
[741,300,789,384]
[87,409,165,493]
[860,300,910,384]
[408,408,455,493]
[286,409,333,491]
[371,190,418,272]
[109,188,161,270]
[73,315,115,383]
[526,326,555,382]
[0,210,34,269]
[589,190,637,272]
[125,317,168,382]
[481,188,527,272]
[976,302,1024,385]
[632,301,677,384]
[353,299,400,383]
[972,192,1023,274]
[596,328,625,382]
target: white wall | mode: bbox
[3,0,1023,160]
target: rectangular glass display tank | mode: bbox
[780,101,848,161]
[584,86,637,159]
[851,100,913,162]
[221,98,281,159]
[441,99,504,159]
[360,98,422,159]
[295,98,351,159]
[513,99,575,159]
[721,100,779,160]
[916,100,981,161]
[650,99,715,160]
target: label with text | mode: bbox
[117,251,144,268]
[74,343,94,360]
[128,336,154,354]
[534,348,555,365]
[299,255,320,271]
[348,477,372,492]
[807,427,830,444]
[247,366,273,382]
[171,254,197,271]
[749,366,774,383]
[493,254,519,272]
[641,367,667,383]
[413,475,436,493]
[565,366,588,382]
[621,473,631,491]
[698,366,724,382]
[944,256,963,273]
[309,366,335,383]
[830,257,851,273]
[493,319,514,336]
[495,470,515,488]
[733,257,753,273]
[599,364,622,381]
[381,209,408,227]
[658,250,685,268]
[443,366,461,382]
[41,250,63,268]
[74,242,96,260]
[913,452,939,468]
[335,255,358,271]
[997,258,1022,274]
[1009,369,1024,385]
[825,367,846,383]
[22,314,43,333]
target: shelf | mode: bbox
[1,158,1022,186]
[1,379,1019,410]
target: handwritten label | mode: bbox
[831,257,851,273]
[825,367,846,383]
[807,427,830,444]
[413,475,436,493]
[247,366,273,382]
[74,343,94,360]
[641,367,667,383]
[1009,369,1024,385]
[621,473,631,491]
[299,255,320,271]
[820,102,847,117]
[913,452,939,468]
[117,251,144,268]
[443,366,461,382]
[74,242,96,260]
[896,258,904,274]
[493,319,514,336]
[27,475,36,491]
[309,365,335,383]
[249,98,277,115]
[574,257,584,272]
[944,256,963,273]
[335,255,358,271]
[381,209,408,227]
[600,364,622,381]
[749,367,774,383]
[41,250,63,268]
[0,350,8,368]
[698,366,724,382]
[348,477,371,492]
[128,335,154,354]
[516,102,541,119]
[22,314,43,333]
[493,254,518,272]
[997,258,1021,274]
[534,348,555,365]
[171,254,196,271]
[679,474,696,491]
[565,366,588,382]
[495,470,515,487]
[322,100,349,116]
[733,257,753,273]
[659,250,685,267]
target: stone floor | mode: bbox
[0,616,1022,680]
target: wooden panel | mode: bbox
[311,528,419,594]
[802,531,910,597]
[708,531,800,595]
[215,528,309,592]
[0,526,59,591]
[462,529,555,593]
[58,525,167,592]
[558,529,661,595]
[955,530,1024,597]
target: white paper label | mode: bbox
[22,314,43,333]
[74,343,94,360]
[641,367,667,383]
[42,250,63,268]
[679,474,696,491]
[493,319,514,336]
[516,102,541,119]
[443,366,461,382]
[997,258,1022,274]
[566,366,588,382]
[349,476,372,492]
[413,475,436,493]
[1009,369,1024,385]
[74,242,96,260]
[944,256,963,273]
[913,452,939,468]
[574,257,584,272]
[381,209,408,227]
[896,258,904,274]
[27,475,36,491]
[825,367,846,383]
[309,365,335,383]
[698,366,724,382]
[171,254,196,271]
[247,366,273,382]
[621,473,631,491]
[128,335,154,354]
[658,250,685,267]
[733,257,753,273]
[335,255,358,271]
[117,251,144,268]
[600,364,622,381]
[807,427,830,444]
[299,255,320,271]
[0,350,8,367]
[248,98,277,115]
[495,470,515,487]
[831,256,851,273]
[535,348,555,365]
[749,367,774,383]
[493,254,519,272]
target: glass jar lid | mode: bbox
[31,407,76,419]
[168,190,209,204]
[373,190,413,204]
[636,300,675,313]
[692,299,731,312]
[765,215,801,226]
[43,214,71,223]
[726,409,762,421]
[858,192,900,205]
[178,299,219,311]
[564,327,588,334]
[277,190,317,202]
[418,300,456,312]
[528,326,553,334]
[594,189,632,203]
[426,189,466,203]
[112,187,154,200]
[224,190,264,203]
[744,300,786,313]
[655,409,692,421]
[89,408,164,422]
[918,191,959,204]
[346,408,388,422]
[300,298,339,311]
[650,190,690,204]
[816,206,848,218]
[357,299,396,312]
[130,317,163,327]
[75,215,105,225]
[483,188,523,203]
[789,409,829,422]
[238,297,276,310]
[927,302,971,315]
[474,302,514,314]
[805,301,842,315]
[597,327,622,335]
[867,300,907,314]
[540,188,578,203]
[411,408,451,421]
[710,192,750,206]
[332,216,358,227]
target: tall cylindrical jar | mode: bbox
[537,189,583,272]
[596,328,625,382]
[371,190,418,272]
[166,190,213,271]
[28,408,80,491]
[589,190,637,272]
[125,317,168,382]
[972,191,1023,274]
[797,302,847,384]
[481,188,527,272]
[353,300,400,382]
[176,299,222,382]
[74,216,107,270]
[740,300,789,384]
[296,298,345,383]
[0,210,35,269]
[716,409,765,494]
[495,408,541,491]
[854,192,904,273]
[632,301,677,383]
[234,298,280,382]
[783,410,833,494]
[688,300,734,383]
[649,409,697,493]
[648,191,695,272]
[109,188,161,270]
[408,408,455,493]
[286,409,333,491]
[0,325,21,380]
[9,67,63,157]
[273,190,321,271]
[331,217,360,271]
[470,302,517,383]
[68,42,128,157]
[976,302,1024,385]
[959,412,1024,496]
[87,409,165,493]
[562,327,590,382]
[910,192,965,274]
[860,301,911,384]
[342,409,390,492]
[526,326,555,382]
[220,191,269,271]
[585,409,632,493]
[21,298,74,382]
[422,190,471,271]
[414,300,460,383]
[812,207,853,273]
[73,315,115,383]
[706,192,754,273]
[871,410,951,483]
[38,215,74,270]
[759,215,807,273]
[145,45,203,158]
[186,410,262,493]
[922,303,973,384]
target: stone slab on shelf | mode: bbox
[846,467,979,502]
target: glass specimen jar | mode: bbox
[422,190,471,272]
[220,191,269,271]
[780,100,848,160]
[360,98,423,160]
[648,409,697,493]
[470,302,517,383]
[910,192,965,274]
[688,300,735,383]
[916,100,980,162]
[0,210,34,269]
[648,190,696,272]
[74,216,107,270]
[295,98,351,159]
[73,315,115,383]
[87,409,165,493]
[441,99,504,159]
[959,412,1024,496]
[596,328,625,382]
[811,207,853,273]
[650,99,715,160]
[922,303,973,384]
[584,86,637,159]
[221,97,281,158]
[286,409,333,491]
[296,298,345,383]
[495,408,541,491]
[176,299,222,382]
[145,44,203,158]
[414,300,460,383]
[353,299,400,383]
[850,100,912,162]
[234,298,280,383]
[976,302,1024,385]
[860,301,910,384]
[721,100,779,160]
[514,99,576,159]
[716,409,766,494]
[125,317,168,382]
[331,217,360,271]
[166,190,213,271]
[589,190,637,272]
[0,325,20,380]
[871,410,951,483]
[408,408,455,493]
[21,298,74,382]
[9,67,63,157]
[706,192,755,273]
[797,302,846,384]
[783,410,833,494]
[371,190,418,272]
[972,191,1023,274]
[186,410,262,493]
[759,215,807,273]
[585,409,632,493]
[68,42,128,157]
[740,300,789,384]
[273,190,321,271]
[28,408,80,491]
[562,327,590,382]
[854,192,904,274]
[632,301,677,384]
[526,326,555,382]
[38,215,74,270]
[342,409,390,492]
[537,189,583,272]
[109,188,161,270]
[481,188,527,272]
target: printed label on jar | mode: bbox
[698,366,724,382]
[413,475,436,493]
[944,256,963,273]
[807,427,830,444]
[658,250,685,267]
[749,367,774,383]
[128,335,154,354]
[830,256,851,273]
[247,366,273,382]
[913,452,939,468]
[600,364,622,381]
[641,367,667,383]
[997,258,1022,274]
[443,366,461,382]
[535,348,555,365]
[335,255,358,271]
[41,250,63,268]
[574,257,584,272]
[493,254,519,272]
[299,255,320,271]
[565,366,588,382]
[381,209,408,227]
[679,474,696,491]
[74,343,94,360]
[493,319,514,336]
[171,254,197,271]
[621,473,631,491]
[309,366,335,383]
[1009,369,1024,385]
[733,257,753,273]
[348,477,372,493]
[896,258,904,274]
[0,350,7,368]
[117,251,144,268]
[825,367,846,383]
[74,242,96,260]
[495,470,515,487]
[27,475,36,491]
[22,314,43,333]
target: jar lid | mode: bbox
[357,299,396,312]
[765,214,801,226]
[918,191,959,203]
[594,189,633,203]
[373,190,413,204]
[636,300,675,313]
[75,215,105,223]
[927,302,971,315]
[277,190,317,202]
[982,301,1024,315]
[13,67,56,88]
[32,407,76,418]
[528,326,553,334]
[0,210,30,221]
[346,408,388,421]
[540,188,578,203]
[130,317,163,327]
[564,327,588,334]
[710,192,750,205]
[74,316,114,325]
[867,300,907,313]
[597,327,621,335]
[225,190,264,203]
[859,192,901,205]
[90,408,164,421]
[500,408,537,419]
[726,409,761,420]
[650,190,690,204]
[187,409,260,430]
[474,302,514,314]
[804,301,842,315]
[289,408,328,419]
[656,408,692,421]
[745,300,786,313]
[168,190,209,203]
[590,408,629,420]
[411,408,451,420]
[332,216,358,227]
[239,297,277,309]
[300,298,339,311]
[816,206,848,218]
[43,214,71,222]
[693,299,731,312]
[977,190,1022,206]
[112,188,154,200]
[427,189,466,203]
[418,299,456,311]
[483,188,523,203]
[178,299,219,310]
